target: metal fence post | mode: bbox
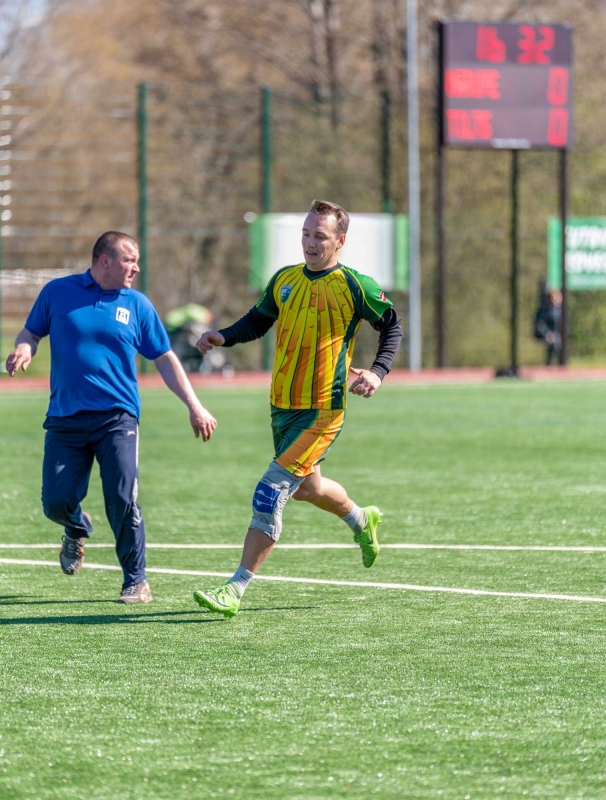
[0,216,3,377]
[261,87,273,216]
[381,89,392,214]
[137,82,149,373]
[261,87,273,371]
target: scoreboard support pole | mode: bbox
[436,143,446,368]
[510,150,519,375]
[559,149,569,365]
[435,20,446,369]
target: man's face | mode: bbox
[301,212,346,270]
[101,241,140,290]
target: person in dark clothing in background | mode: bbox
[534,284,563,365]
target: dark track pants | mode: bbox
[42,410,146,590]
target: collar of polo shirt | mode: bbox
[83,269,130,296]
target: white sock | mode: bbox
[340,503,367,534]
[226,565,254,599]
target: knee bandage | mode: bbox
[250,461,304,541]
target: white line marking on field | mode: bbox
[2,557,606,605]
[3,543,606,551]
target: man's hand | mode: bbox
[6,343,35,377]
[189,401,217,442]
[348,367,382,398]
[153,349,217,442]
[196,331,225,354]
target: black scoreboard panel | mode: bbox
[439,21,573,149]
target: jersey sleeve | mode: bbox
[255,272,281,320]
[138,302,171,360]
[25,283,52,338]
[343,268,393,324]
[219,307,275,347]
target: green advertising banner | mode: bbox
[548,217,606,290]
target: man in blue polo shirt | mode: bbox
[6,231,217,603]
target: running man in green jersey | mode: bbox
[194,200,403,617]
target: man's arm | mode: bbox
[349,308,403,398]
[153,350,217,441]
[369,308,403,379]
[5,328,41,377]
[196,307,275,353]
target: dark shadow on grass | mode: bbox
[0,598,117,606]
[0,605,318,625]
[0,610,222,625]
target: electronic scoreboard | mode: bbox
[438,21,572,149]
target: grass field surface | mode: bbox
[1,381,606,799]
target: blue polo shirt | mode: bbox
[25,270,171,419]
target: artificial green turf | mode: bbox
[1,382,606,798]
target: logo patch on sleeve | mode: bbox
[252,483,281,514]
[379,291,387,302]
[116,307,130,325]
[280,285,294,303]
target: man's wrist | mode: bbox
[370,366,386,381]
[19,341,36,357]
[186,395,202,412]
[217,328,233,346]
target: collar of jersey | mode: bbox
[303,262,342,281]
[83,269,129,295]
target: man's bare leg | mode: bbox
[238,469,354,578]
[193,528,274,616]
[193,464,379,617]
[241,527,276,572]
[193,461,303,615]
[239,468,347,572]
[292,465,353,516]
[292,465,381,567]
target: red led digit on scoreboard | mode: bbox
[547,108,569,147]
[517,25,555,64]
[475,26,506,63]
[547,67,569,105]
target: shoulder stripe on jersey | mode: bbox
[341,267,384,320]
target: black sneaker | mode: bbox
[116,581,153,604]
[59,534,86,575]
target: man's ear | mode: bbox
[338,234,346,249]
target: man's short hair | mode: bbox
[308,199,350,236]
[92,231,138,263]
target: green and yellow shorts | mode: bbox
[271,406,346,478]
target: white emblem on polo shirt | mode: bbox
[116,307,130,325]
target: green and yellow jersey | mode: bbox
[256,263,392,410]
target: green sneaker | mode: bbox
[193,584,241,618]
[354,506,382,568]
